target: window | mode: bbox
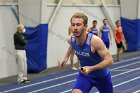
[0,0,17,3]
[47,0,120,5]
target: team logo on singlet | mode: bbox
[73,49,90,57]
[102,29,109,32]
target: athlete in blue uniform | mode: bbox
[87,20,98,36]
[99,19,112,49]
[60,13,114,93]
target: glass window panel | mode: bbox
[47,0,120,5]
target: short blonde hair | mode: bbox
[17,24,24,31]
[70,13,88,26]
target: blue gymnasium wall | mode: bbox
[121,17,140,51]
[25,24,48,73]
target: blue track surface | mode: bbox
[0,54,140,93]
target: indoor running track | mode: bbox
[0,54,140,93]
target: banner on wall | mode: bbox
[25,24,48,73]
[121,17,140,51]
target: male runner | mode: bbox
[99,19,112,49]
[87,20,98,36]
[60,13,114,93]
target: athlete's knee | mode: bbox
[117,48,121,51]
[72,89,83,93]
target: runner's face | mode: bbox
[93,22,97,27]
[103,20,108,25]
[117,21,121,27]
[71,18,86,37]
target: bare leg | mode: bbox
[117,48,121,61]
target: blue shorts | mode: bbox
[103,40,110,49]
[72,72,113,93]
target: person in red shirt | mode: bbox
[114,20,126,61]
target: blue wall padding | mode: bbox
[121,17,140,51]
[25,24,48,73]
[137,20,140,48]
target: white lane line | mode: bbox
[59,58,140,93]
[121,84,140,93]
[60,68,140,93]
[111,61,140,71]
[133,89,140,93]
[112,68,140,72]
[2,56,140,92]
[30,61,140,93]
[114,56,140,65]
[95,76,140,93]
[112,68,140,78]
[60,89,72,93]
[28,80,76,93]
[2,72,78,93]
[113,76,140,88]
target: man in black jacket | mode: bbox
[14,24,30,84]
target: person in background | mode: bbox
[114,20,126,61]
[99,19,112,49]
[14,24,30,84]
[87,20,98,36]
